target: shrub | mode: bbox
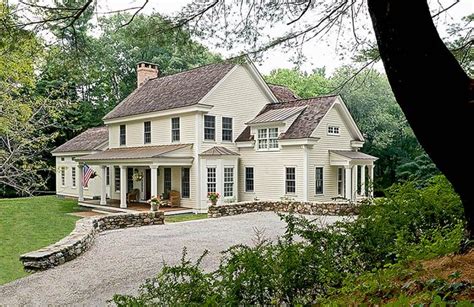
[113,176,467,305]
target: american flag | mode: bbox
[83,164,94,188]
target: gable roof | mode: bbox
[76,144,191,161]
[200,146,239,156]
[268,84,299,102]
[52,126,108,154]
[103,62,236,120]
[236,95,338,141]
[246,106,306,125]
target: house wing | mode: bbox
[51,126,108,154]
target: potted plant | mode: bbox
[207,192,220,206]
[148,195,160,211]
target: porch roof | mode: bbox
[330,150,378,166]
[331,150,378,160]
[76,144,192,161]
[200,146,239,156]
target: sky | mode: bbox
[16,0,474,75]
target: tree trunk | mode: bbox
[367,0,474,237]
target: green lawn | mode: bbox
[165,213,207,223]
[0,196,81,285]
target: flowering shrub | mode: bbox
[148,195,160,205]
[207,192,220,204]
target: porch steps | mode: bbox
[78,202,136,214]
[164,209,195,216]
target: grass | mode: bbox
[165,213,207,223]
[0,196,81,285]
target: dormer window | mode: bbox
[328,126,340,136]
[257,128,279,150]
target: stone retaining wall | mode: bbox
[208,201,359,218]
[20,211,164,272]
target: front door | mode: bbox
[145,169,151,200]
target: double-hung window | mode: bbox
[245,167,254,192]
[315,167,324,195]
[144,121,151,144]
[181,168,190,198]
[204,115,215,140]
[71,167,76,187]
[285,167,296,194]
[171,118,180,142]
[106,167,110,185]
[222,117,233,141]
[119,125,126,146]
[224,167,234,197]
[207,167,216,193]
[257,128,279,150]
[337,167,344,196]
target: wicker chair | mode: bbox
[127,189,140,203]
[169,190,181,207]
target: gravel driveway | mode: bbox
[0,212,347,306]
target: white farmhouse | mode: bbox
[52,59,377,212]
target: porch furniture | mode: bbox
[169,190,181,207]
[127,189,140,203]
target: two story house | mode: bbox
[52,59,377,212]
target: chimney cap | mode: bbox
[137,61,158,69]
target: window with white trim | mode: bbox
[328,126,340,135]
[181,168,190,198]
[144,121,151,144]
[315,167,323,195]
[222,117,233,141]
[60,167,66,186]
[285,167,296,194]
[71,167,76,187]
[257,128,279,150]
[114,167,120,192]
[164,168,172,193]
[171,117,180,142]
[207,167,216,193]
[224,167,234,197]
[337,167,344,196]
[245,167,254,192]
[120,125,126,145]
[204,115,215,140]
[106,167,110,185]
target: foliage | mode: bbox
[0,196,81,284]
[113,176,468,305]
[265,68,331,98]
[0,3,69,195]
[207,192,220,203]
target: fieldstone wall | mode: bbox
[208,201,359,218]
[20,211,164,272]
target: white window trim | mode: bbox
[327,125,340,136]
[71,166,76,188]
[315,166,324,196]
[256,127,280,151]
[337,167,344,196]
[244,166,255,193]
[222,117,233,142]
[285,166,297,195]
[171,117,180,142]
[204,115,216,141]
[206,166,217,193]
[119,125,126,146]
[223,166,234,198]
[144,121,152,144]
[181,167,190,199]
[60,167,66,187]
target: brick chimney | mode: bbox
[137,62,159,88]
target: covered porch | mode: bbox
[75,145,194,209]
[330,150,378,201]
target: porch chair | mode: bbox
[169,190,181,207]
[127,189,140,204]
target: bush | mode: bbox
[113,176,467,305]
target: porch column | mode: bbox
[120,165,127,208]
[78,164,84,202]
[352,165,358,200]
[344,166,352,201]
[360,165,366,196]
[368,164,374,197]
[100,165,107,205]
[150,165,158,198]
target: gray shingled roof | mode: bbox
[331,150,378,160]
[236,95,338,141]
[76,144,192,161]
[200,146,239,156]
[103,63,236,120]
[246,106,306,124]
[52,127,108,153]
[268,84,299,102]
